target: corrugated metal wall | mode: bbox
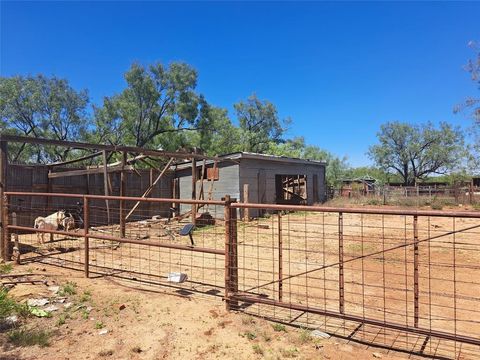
[7,164,173,227]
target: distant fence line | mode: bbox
[328,184,480,206]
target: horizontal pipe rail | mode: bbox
[7,225,224,256]
[7,191,480,218]
[232,202,480,218]
[5,192,226,206]
[232,294,480,346]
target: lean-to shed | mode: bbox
[174,152,326,218]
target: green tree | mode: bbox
[234,94,289,153]
[455,41,480,122]
[93,62,209,150]
[0,75,89,162]
[368,121,465,186]
[267,136,349,186]
[186,104,241,156]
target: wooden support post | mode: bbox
[243,183,250,221]
[191,157,197,225]
[46,166,52,209]
[278,213,283,301]
[102,150,110,225]
[338,212,344,314]
[0,141,7,261]
[413,215,419,328]
[224,195,238,311]
[2,194,9,261]
[12,212,19,264]
[120,152,126,238]
[469,180,474,205]
[84,197,90,278]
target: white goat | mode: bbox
[34,210,68,243]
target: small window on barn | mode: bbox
[197,166,219,181]
[275,174,307,204]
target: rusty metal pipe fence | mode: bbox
[2,191,480,359]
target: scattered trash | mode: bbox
[167,272,188,283]
[55,298,66,303]
[310,330,330,339]
[44,305,59,312]
[48,285,60,294]
[5,315,18,325]
[86,306,93,312]
[30,307,50,317]
[27,298,49,307]
[373,353,382,358]
[118,304,126,311]
[98,329,109,335]
[64,302,73,309]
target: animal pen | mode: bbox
[1,136,480,359]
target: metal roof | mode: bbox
[174,151,326,170]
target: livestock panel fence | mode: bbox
[2,192,480,359]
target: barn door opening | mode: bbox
[275,174,307,205]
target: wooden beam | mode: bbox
[102,150,110,225]
[48,165,134,178]
[125,157,174,220]
[47,151,103,167]
[0,134,220,161]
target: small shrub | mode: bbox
[431,203,443,210]
[81,309,89,320]
[0,263,13,274]
[272,323,286,332]
[298,328,311,343]
[252,344,264,355]
[240,331,257,340]
[95,321,104,329]
[57,313,68,326]
[79,290,92,303]
[8,328,51,347]
[59,282,77,296]
[0,289,17,320]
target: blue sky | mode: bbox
[1,1,479,166]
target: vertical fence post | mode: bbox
[12,212,20,264]
[191,157,197,225]
[2,194,10,261]
[224,195,238,311]
[413,215,419,328]
[83,197,90,278]
[120,152,126,238]
[278,212,283,301]
[0,141,7,262]
[339,212,345,314]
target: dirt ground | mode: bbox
[0,263,411,360]
[6,204,480,359]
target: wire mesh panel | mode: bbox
[230,204,480,359]
[4,192,226,299]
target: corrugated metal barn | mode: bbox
[174,152,326,218]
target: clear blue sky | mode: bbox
[1,1,479,166]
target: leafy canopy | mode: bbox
[368,121,465,185]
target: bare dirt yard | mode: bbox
[0,263,408,360]
[3,203,480,359]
